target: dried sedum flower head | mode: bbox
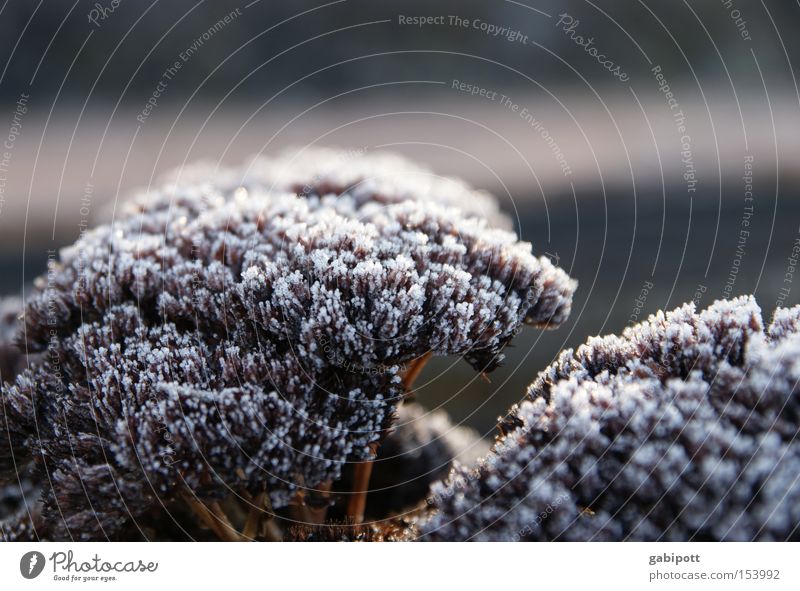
[152,147,513,230]
[422,296,800,541]
[1,149,575,540]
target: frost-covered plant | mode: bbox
[344,402,489,520]
[0,297,30,494]
[278,401,490,540]
[157,147,513,231]
[422,296,800,541]
[0,296,40,542]
[0,297,24,384]
[0,149,575,541]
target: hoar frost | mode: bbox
[422,296,800,541]
[0,148,574,540]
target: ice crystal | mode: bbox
[422,297,800,541]
[1,149,574,540]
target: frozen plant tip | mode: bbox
[0,148,575,540]
[422,296,800,541]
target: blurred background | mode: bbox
[0,0,799,435]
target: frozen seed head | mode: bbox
[151,147,513,230]
[422,296,800,541]
[2,149,574,540]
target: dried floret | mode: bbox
[2,149,574,540]
[422,296,800,541]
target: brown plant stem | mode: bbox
[242,491,266,540]
[346,350,434,524]
[259,495,283,542]
[241,489,283,541]
[208,501,240,539]
[346,443,377,524]
[402,351,432,391]
[307,481,333,524]
[289,489,312,523]
[183,494,242,542]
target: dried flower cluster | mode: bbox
[0,149,575,540]
[157,147,513,231]
[422,296,800,541]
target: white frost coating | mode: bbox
[150,147,512,230]
[423,296,800,541]
[2,149,575,541]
